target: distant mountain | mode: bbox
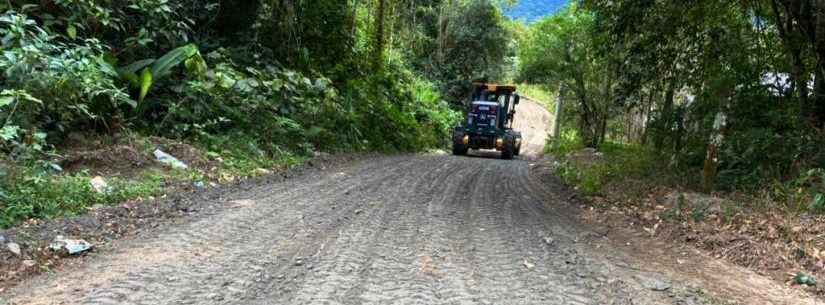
[505,0,568,23]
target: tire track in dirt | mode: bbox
[5,100,817,305]
[10,158,419,305]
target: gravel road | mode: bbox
[1,100,769,305]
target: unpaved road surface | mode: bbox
[3,100,818,305]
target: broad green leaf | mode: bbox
[16,91,41,104]
[0,96,13,108]
[139,68,154,103]
[66,24,77,39]
[151,44,199,79]
[119,59,156,76]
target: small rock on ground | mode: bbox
[6,242,21,256]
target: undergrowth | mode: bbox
[547,130,665,195]
[0,168,165,228]
[0,11,460,228]
[517,84,556,111]
[549,129,825,215]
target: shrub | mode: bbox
[0,12,132,154]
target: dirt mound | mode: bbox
[148,136,215,170]
[61,144,152,177]
[58,134,216,178]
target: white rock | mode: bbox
[6,242,21,256]
[253,168,272,176]
[89,176,110,194]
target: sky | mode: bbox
[504,0,568,23]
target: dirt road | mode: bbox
[3,100,818,305]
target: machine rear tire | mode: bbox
[510,131,522,156]
[501,136,515,160]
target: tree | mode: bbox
[518,6,615,147]
[426,0,511,103]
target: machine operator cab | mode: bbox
[467,84,519,132]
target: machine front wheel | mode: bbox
[452,131,469,156]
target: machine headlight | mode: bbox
[495,137,503,149]
[462,135,470,145]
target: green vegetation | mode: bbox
[0,0,514,227]
[516,84,555,110]
[548,132,665,196]
[1,169,165,227]
[519,2,825,211]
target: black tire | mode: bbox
[453,142,468,156]
[501,136,515,160]
[452,131,469,156]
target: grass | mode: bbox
[0,169,165,228]
[0,134,311,229]
[518,84,556,111]
[547,129,665,196]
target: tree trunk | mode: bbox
[641,88,653,145]
[436,0,452,65]
[701,78,733,194]
[655,79,676,150]
[350,0,359,38]
[702,112,727,194]
[373,0,387,71]
[814,0,825,127]
[769,0,813,125]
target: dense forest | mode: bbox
[519,1,825,203]
[0,0,515,226]
[2,0,824,223]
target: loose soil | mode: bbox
[0,100,819,305]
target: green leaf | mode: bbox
[184,55,207,79]
[0,96,13,108]
[139,68,154,103]
[118,59,156,77]
[66,24,77,39]
[0,125,20,141]
[97,57,119,78]
[151,44,199,79]
[123,98,137,108]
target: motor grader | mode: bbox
[452,83,522,160]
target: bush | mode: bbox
[550,131,668,196]
[341,64,460,152]
[0,12,132,157]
